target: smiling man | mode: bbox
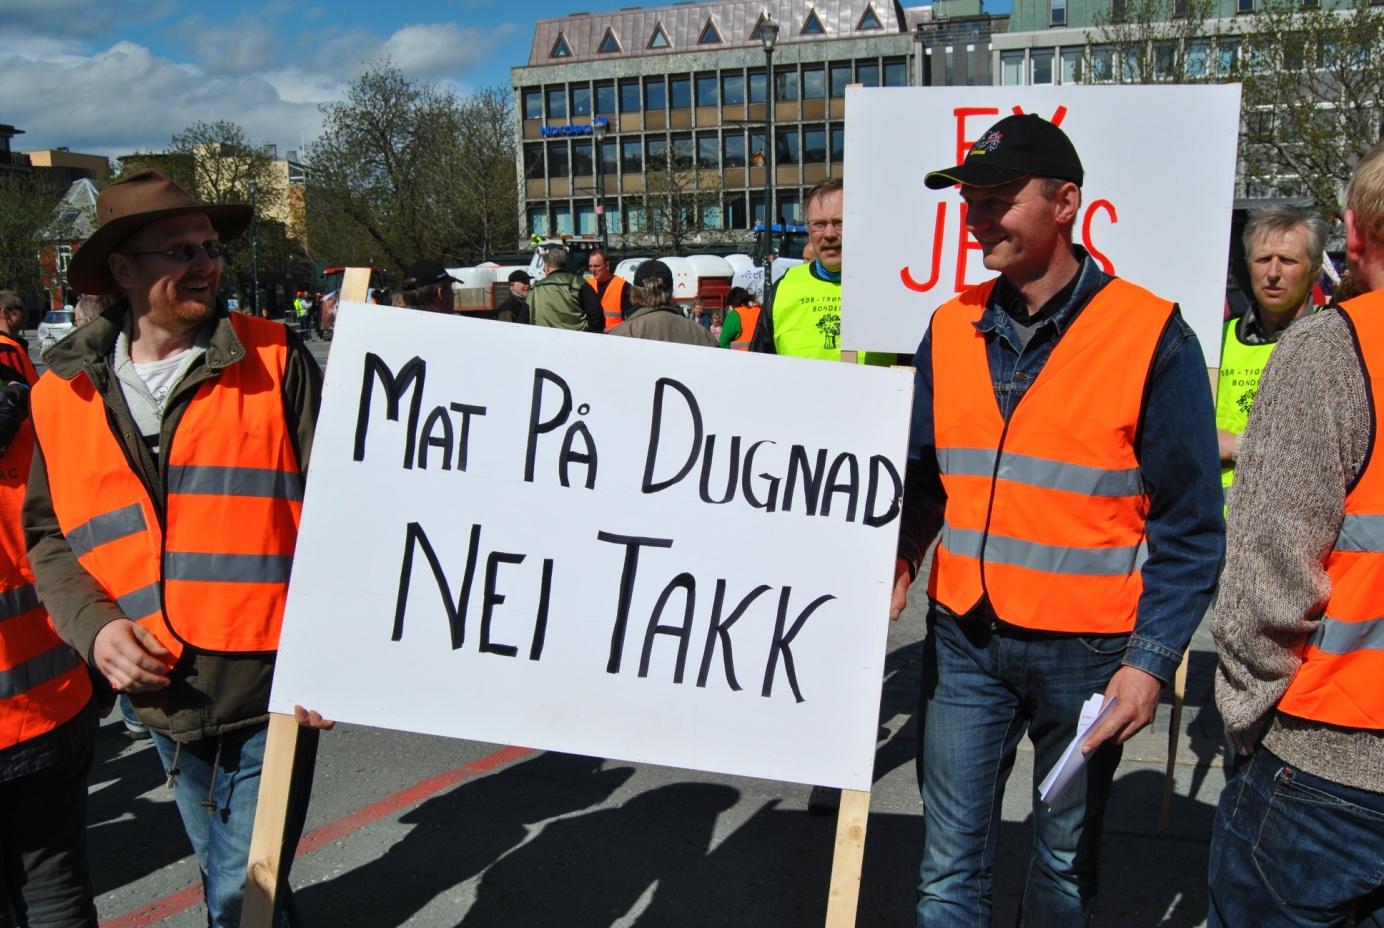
[892,114,1224,927]
[23,170,330,927]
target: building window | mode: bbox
[1050,0,1066,26]
[576,201,596,235]
[1154,41,1177,78]
[1060,47,1083,83]
[1185,40,1211,77]
[749,69,768,103]
[670,75,692,109]
[598,29,621,54]
[595,82,616,114]
[627,203,646,233]
[550,34,573,58]
[524,144,545,179]
[546,87,567,119]
[1089,45,1115,81]
[1032,49,1054,84]
[671,133,694,168]
[801,10,826,35]
[750,129,767,165]
[1217,38,1240,74]
[644,77,667,110]
[722,71,745,104]
[775,67,799,101]
[776,127,800,165]
[599,139,617,175]
[1237,0,1252,11]
[620,79,640,112]
[883,58,908,86]
[857,60,880,86]
[778,193,800,222]
[607,202,622,234]
[622,138,643,173]
[547,141,569,176]
[829,123,844,161]
[699,17,723,44]
[522,88,543,120]
[649,23,671,49]
[803,65,826,99]
[830,62,852,97]
[858,5,884,29]
[696,72,718,106]
[1001,51,1024,85]
[646,135,669,169]
[803,126,827,164]
[527,206,549,237]
[726,194,747,228]
[723,132,746,167]
[572,140,593,176]
[571,85,591,117]
[553,202,573,235]
[750,14,772,42]
[697,132,719,168]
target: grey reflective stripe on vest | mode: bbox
[1334,514,1384,553]
[0,644,79,698]
[165,553,293,584]
[1308,615,1384,655]
[67,503,147,559]
[116,583,161,620]
[941,524,1147,577]
[937,447,1143,498]
[168,465,304,502]
[0,584,39,622]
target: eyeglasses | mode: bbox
[120,240,226,263]
[809,219,844,233]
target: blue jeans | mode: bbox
[1208,747,1384,928]
[150,724,318,928]
[916,610,1127,928]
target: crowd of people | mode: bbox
[0,108,1381,928]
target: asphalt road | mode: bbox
[36,329,1228,927]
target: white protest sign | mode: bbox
[270,304,914,790]
[843,84,1241,363]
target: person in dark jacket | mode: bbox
[495,269,532,324]
[608,261,716,347]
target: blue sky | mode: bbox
[0,0,1008,161]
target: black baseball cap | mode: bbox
[924,114,1083,190]
[507,269,531,284]
[633,259,673,291]
[402,259,458,289]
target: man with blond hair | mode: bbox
[1209,144,1384,926]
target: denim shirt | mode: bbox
[899,251,1225,682]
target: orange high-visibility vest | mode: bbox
[728,305,762,351]
[927,277,1173,634]
[31,313,302,661]
[1278,291,1384,729]
[0,332,91,751]
[586,275,627,331]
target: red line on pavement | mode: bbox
[101,743,535,927]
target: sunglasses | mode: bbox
[120,240,226,263]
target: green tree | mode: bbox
[1085,0,1225,84]
[0,174,64,306]
[305,62,521,274]
[630,155,735,255]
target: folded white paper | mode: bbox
[1038,693,1120,808]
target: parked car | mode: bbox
[37,309,76,352]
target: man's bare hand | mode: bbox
[93,619,172,692]
[890,557,913,621]
[294,705,335,730]
[1217,428,1240,466]
[1081,665,1163,754]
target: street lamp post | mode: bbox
[248,179,261,317]
[760,15,780,274]
[593,118,609,250]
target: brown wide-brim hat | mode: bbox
[68,169,252,295]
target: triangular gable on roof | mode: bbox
[550,33,573,57]
[648,22,671,49]
[857,5,884,30]
[749,13,770,41]
[698,17,723,44]
[44,178,100,240]
[597,28,622,53]
[801,9,826,34]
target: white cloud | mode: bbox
[0,0,176,41]
[172,14,282,75]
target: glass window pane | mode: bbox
[576,202,596,235]
[830,63,852,97]
[857,61,879,86]
[627,204,645,232]
[1002,51,1024,85]
[524,144,545,178]
[722,72,745,105]
[1050,0,1066,25]
[672,133,694,168]
[776,127,800,165]
[749,69,767,103]
[750,130,767,164]
[883,59,907,86]
[547,141,569,176]
[803,126,826,164]
[595,82,616,114]
[1186,40,1210,77]
[775,67,799,101]
[546,87,567,119]
[670,75,691,108]
[778,193,800,222]
[599,139,617,174]
[622,138,643,173]
[723,133,746,167]
[1032,50,1054,84]
[646,135,668,168]
[523,88,543,120]
[571,86,591,116]
[527,206,548,237]
[725,195,746,229]
[607,203,622,235]
[1089,45,1114,81]
[1060,48,1083,83]
[829,124,844,161]
[553,202,573,235]
[803,66,826,99]
[697,133,719,169]
[620,79,641,112]
[644,77,666,110]
[1218,38,1240,76]
[572,140,593,176]
[696,73,718,105]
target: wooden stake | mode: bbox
[340,267,372,304]
[824,788,871,927]
[241,712,299,926]
[1158,656,1190,833]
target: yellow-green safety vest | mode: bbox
[1216,316,1279,491]
[769,264,891,365]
